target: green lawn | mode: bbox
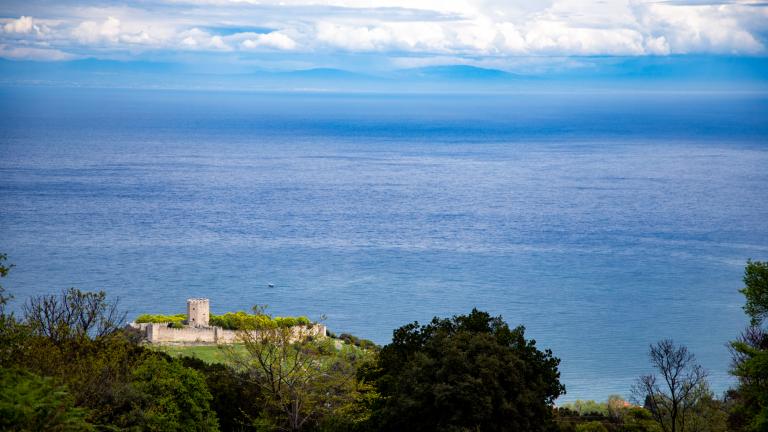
[152,338,375,365]
[153,344,248,364]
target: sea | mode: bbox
[1,87,767,402]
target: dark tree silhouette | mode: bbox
[23,288,126,344]
[633,339,708,432]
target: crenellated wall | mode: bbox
[132,322,327,345]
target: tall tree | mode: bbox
[728,260,768,432]
[740,260,768,327]
[224,307,364,431]
[633,339,708,432]
[366,308,564,432]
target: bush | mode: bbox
[135,312,312,330]
[209,311,311,330]
[561,400,609,417]
[135,314,187,327]
[0,367,93,431]
[575,421,608,432]
[339,333,379,350]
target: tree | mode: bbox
[728,260,768,432]
[606,394,627,422]
[0,253,26,367]
[0,253,14,315]
[740,260,768,327]
[366,308,564,432]
[23,288,126,345]
[632,339,708,432]
[130,355,220,432]
[224,307,366,431]
[0,367,93,431]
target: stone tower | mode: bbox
[187,298,210,327]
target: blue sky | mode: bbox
[1,0,767,88]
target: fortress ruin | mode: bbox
[130,298,327,345]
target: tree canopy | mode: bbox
[366,308,565,432]
[740,260,768,327]
[728,260,768,432]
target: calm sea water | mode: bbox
[1,87,767,402]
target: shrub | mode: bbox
[135,314,187,327]
[561,400,609,417]
[575,421,608,432]
[0,367,93,431]
[209,311,311,330]
[135,312,311,330]
[338,333,378,350]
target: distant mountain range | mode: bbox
[1,57,766,91]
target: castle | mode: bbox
[131,298,327,345]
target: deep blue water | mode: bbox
[1,87,767,402]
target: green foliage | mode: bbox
[180,357,267,432]
[0,367,93,431]
[740,260,768,326]
[687,389,728,432]
[338,333,379,350]
[134,311,312,330]
[561,400,609,417]
[210,311,311,330]
[574,421,608,432]
[366,308,565,432]
[135,313,187,328]
[225,321,375,431]
[730,339,768,431]
[130,355,220,432]
[553,402,661,432]
[0,253,14,315]
[729,260,768,432]
[154,344,247,364]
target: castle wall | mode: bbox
[145,323,216,344]
[134,322,328,345]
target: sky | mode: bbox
[1,0,767,88]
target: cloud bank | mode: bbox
[0,0,766,68]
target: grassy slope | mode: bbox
[152,339,374,365]
[153,344,248,364]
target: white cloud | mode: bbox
[315,22,394,51]
[3,16,49,36]
[0,0,765,62]
[633,1,765,54]
[0,44,75,61]
[239,31,297,50]
[120,30,154,45]
[4,16,34,34]
[73,16,121,44]
[177,28,232,50]
[644,35,670,55]
[523,20,646,55]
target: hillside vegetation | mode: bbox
[135,311,312,330]
[1,253,766,432]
